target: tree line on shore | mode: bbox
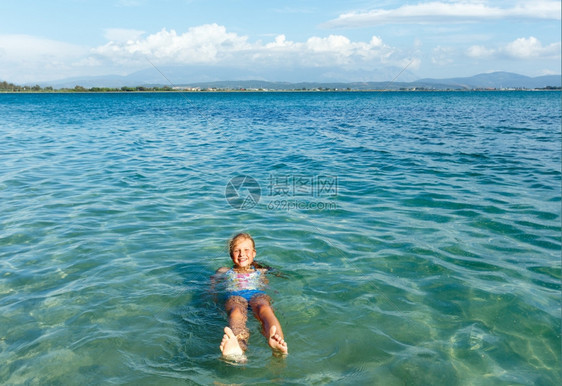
[0,81,177,92]
[0,81,346,92]
[2,80,560,93]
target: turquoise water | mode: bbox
[0,91,560,385]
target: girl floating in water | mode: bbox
[213,233,288,360]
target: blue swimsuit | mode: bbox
[225,268,266,302]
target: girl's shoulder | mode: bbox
[215,266,231,274]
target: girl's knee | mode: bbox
[250,295,273,316]
[226,296,248,313]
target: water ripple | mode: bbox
[0,91,560,384]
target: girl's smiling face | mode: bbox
[230,238,256,268]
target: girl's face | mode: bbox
[230,238,256,268]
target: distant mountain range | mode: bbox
[415,72,560,90]
[30,71,561,90]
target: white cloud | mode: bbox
[92,24,402,69]
[503,37,561,59]
[325,1,561,27]
[466,37,561,59]
[466,45,495,58]
[93,24,252,65]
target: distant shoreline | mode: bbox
[4,72,560,93]
[1,88,560,94]
[2,72,560,93]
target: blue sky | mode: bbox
[0,0,560,83]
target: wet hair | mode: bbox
[228,233,271,271]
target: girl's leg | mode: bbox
[250,295,288,355]
[220,296,250,356]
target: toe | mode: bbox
[224,327,236,339]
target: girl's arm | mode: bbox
[210,267,229,297]
[214,266,230,275]
[211,267,229,283]
[258,268,270,285]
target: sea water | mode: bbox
[0,91,560,385]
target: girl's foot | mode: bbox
[220,327,245,358]
[268,325,288,356]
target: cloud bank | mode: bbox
[0,22,559,83]
[467,37,561,59]
[92,24,402,70]
[0,25,416,83]
[0,34,90,82]
[325,0,561,27]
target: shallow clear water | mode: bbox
[0,91,560,385]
